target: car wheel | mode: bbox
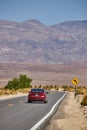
[44,100,48,103]
[28,100,31,103]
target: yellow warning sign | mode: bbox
[72,77,79,86]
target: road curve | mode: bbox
[0,91,65,130]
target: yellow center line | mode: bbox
[19,100,23,103]
[8,104,14,107]
[7,100,24,107]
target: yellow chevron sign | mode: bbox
[72,77,79,86]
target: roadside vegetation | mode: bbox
[0,88,31,96]
[0,74,32,96]
[61,85,87,106]
[5,74,32,90]
[0,74,87,106]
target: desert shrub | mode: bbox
[76,90,84,95]
[5,74,32,90]
[62,85,68,91]
[18,74,32,88]
[5,78,19,90]
[54,85,59,90]
[38,85,42,88]
[81,95,87,106]
[76,86,87,95]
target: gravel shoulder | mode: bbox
[44,92,87,130]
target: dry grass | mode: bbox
[0,88,17,96]
[76,87,87,95]
[0,88,30,96]
[17,88,31,93]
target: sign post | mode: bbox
[72,77,79,98]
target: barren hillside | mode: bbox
[0,63,87,87]
[0,19,87,63]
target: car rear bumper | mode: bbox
[28,96,46,101]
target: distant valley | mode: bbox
[0,63,87,87]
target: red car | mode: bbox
[28,88,48,103]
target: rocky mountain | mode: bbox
[0,19,87,63]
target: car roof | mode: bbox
[31,88,45,92]
[31,88,44,90]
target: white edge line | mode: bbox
[30,92,67,130]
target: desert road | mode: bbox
[0,91,65,130]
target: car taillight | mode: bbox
[40,93,45,96]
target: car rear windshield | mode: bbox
[31,89,44,93]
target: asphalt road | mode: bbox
[0,91,65,130]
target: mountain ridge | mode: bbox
[0,19,87,63]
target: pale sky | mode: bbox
[0,0,87,25]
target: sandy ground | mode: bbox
[45,92,87,130]
[0,93,28,100]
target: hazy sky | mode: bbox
[0,0,87,25]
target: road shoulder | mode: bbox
[0,93,27,100]
[44,92,87,130]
